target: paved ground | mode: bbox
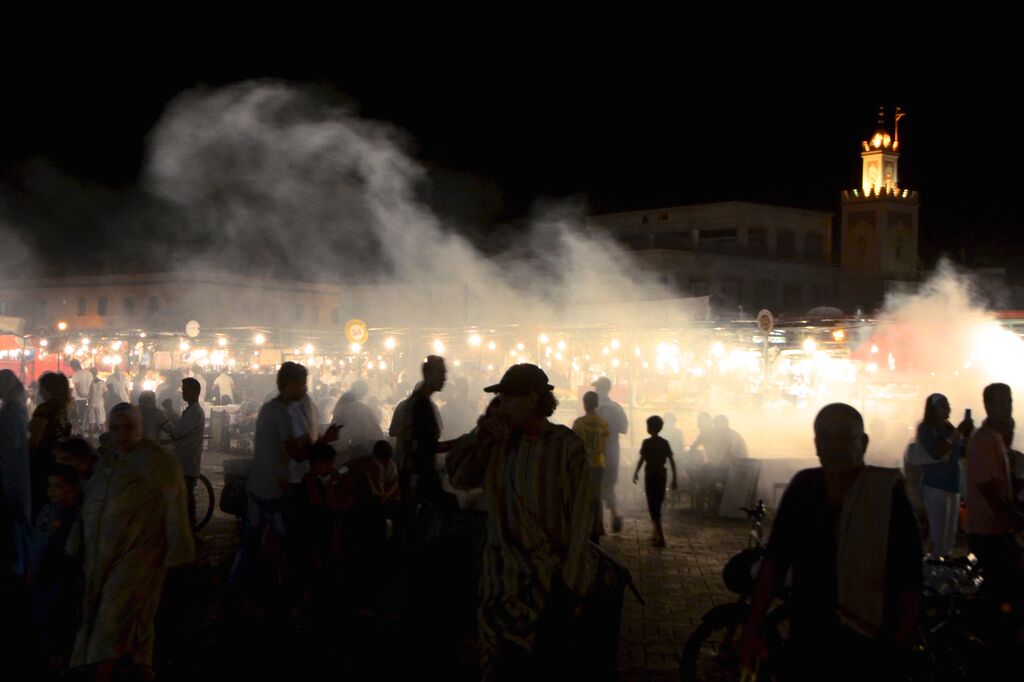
[601,487,749,681]
[184,451,751,681]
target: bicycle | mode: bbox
[193,472,215,531]
[679,501,789,682]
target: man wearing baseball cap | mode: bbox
[592,376,629,533]
[447,364,597,679]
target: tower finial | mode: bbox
[894,106,906,148]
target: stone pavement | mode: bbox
[601,485,750,681]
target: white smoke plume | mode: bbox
[143,81,677,329]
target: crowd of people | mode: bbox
[3,351,1024,679]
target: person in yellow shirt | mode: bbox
[573,391,609,538]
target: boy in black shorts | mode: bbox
[633,415,678,547]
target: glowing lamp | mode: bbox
[384,337,397,351]
[469,334,482,347]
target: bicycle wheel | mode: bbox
[680,602,786,682]
[679,603,748,682]
[194,473,215,531]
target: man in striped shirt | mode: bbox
[447,364,597,680]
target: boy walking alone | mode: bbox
[633,416,677,547]
[573,391,610,537]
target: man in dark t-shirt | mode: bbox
[740,403,922,680]
[406,355,458,511]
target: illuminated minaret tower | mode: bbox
[840,106,920,307]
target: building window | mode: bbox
[98,298,108,316]
[689,278,709,297]
[149,297,159,314]
[77,298,87,316]
[753,279,776,310]
[331,308,340,325]
[748,229,768,254]
[783,283,803,311]
[659,214,669,221]
[721,277,743,305]
[777,230,797,258]
[123,298,136,314]
[640,214,649,224]
[805,233,824,259]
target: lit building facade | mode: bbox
[839,107,920,308]
[0,271,343,336]
[590,201,840,315]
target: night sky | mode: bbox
[2,52,1020,276]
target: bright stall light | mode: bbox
[433,339,445,354]
[832,329,846,342]
[304,343,314,356]
[516,342,525,351]
[254,333,266,345]
[379,361,387,370]
[64,344,74,354]
[612,358,621,368]
[602,347,610,356]
[711,342,725,357]
[557,340,567,351]
[218,337,228,347]
[179,341,190,352]
[40,339,49,347]
[228,358,237,368]
[81,338,90,346]
[554,352,564,361]
[350,342,362,353]
[802,339,817,353]
[610,339,621,350]
[57,321,68,332]
[139,332,147,339]
[367,361,375,370]
[538,334,550,345]
[111,340,123,351]
[384,337,397,351]
[469,334,482,347]
[487,341,497,351]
